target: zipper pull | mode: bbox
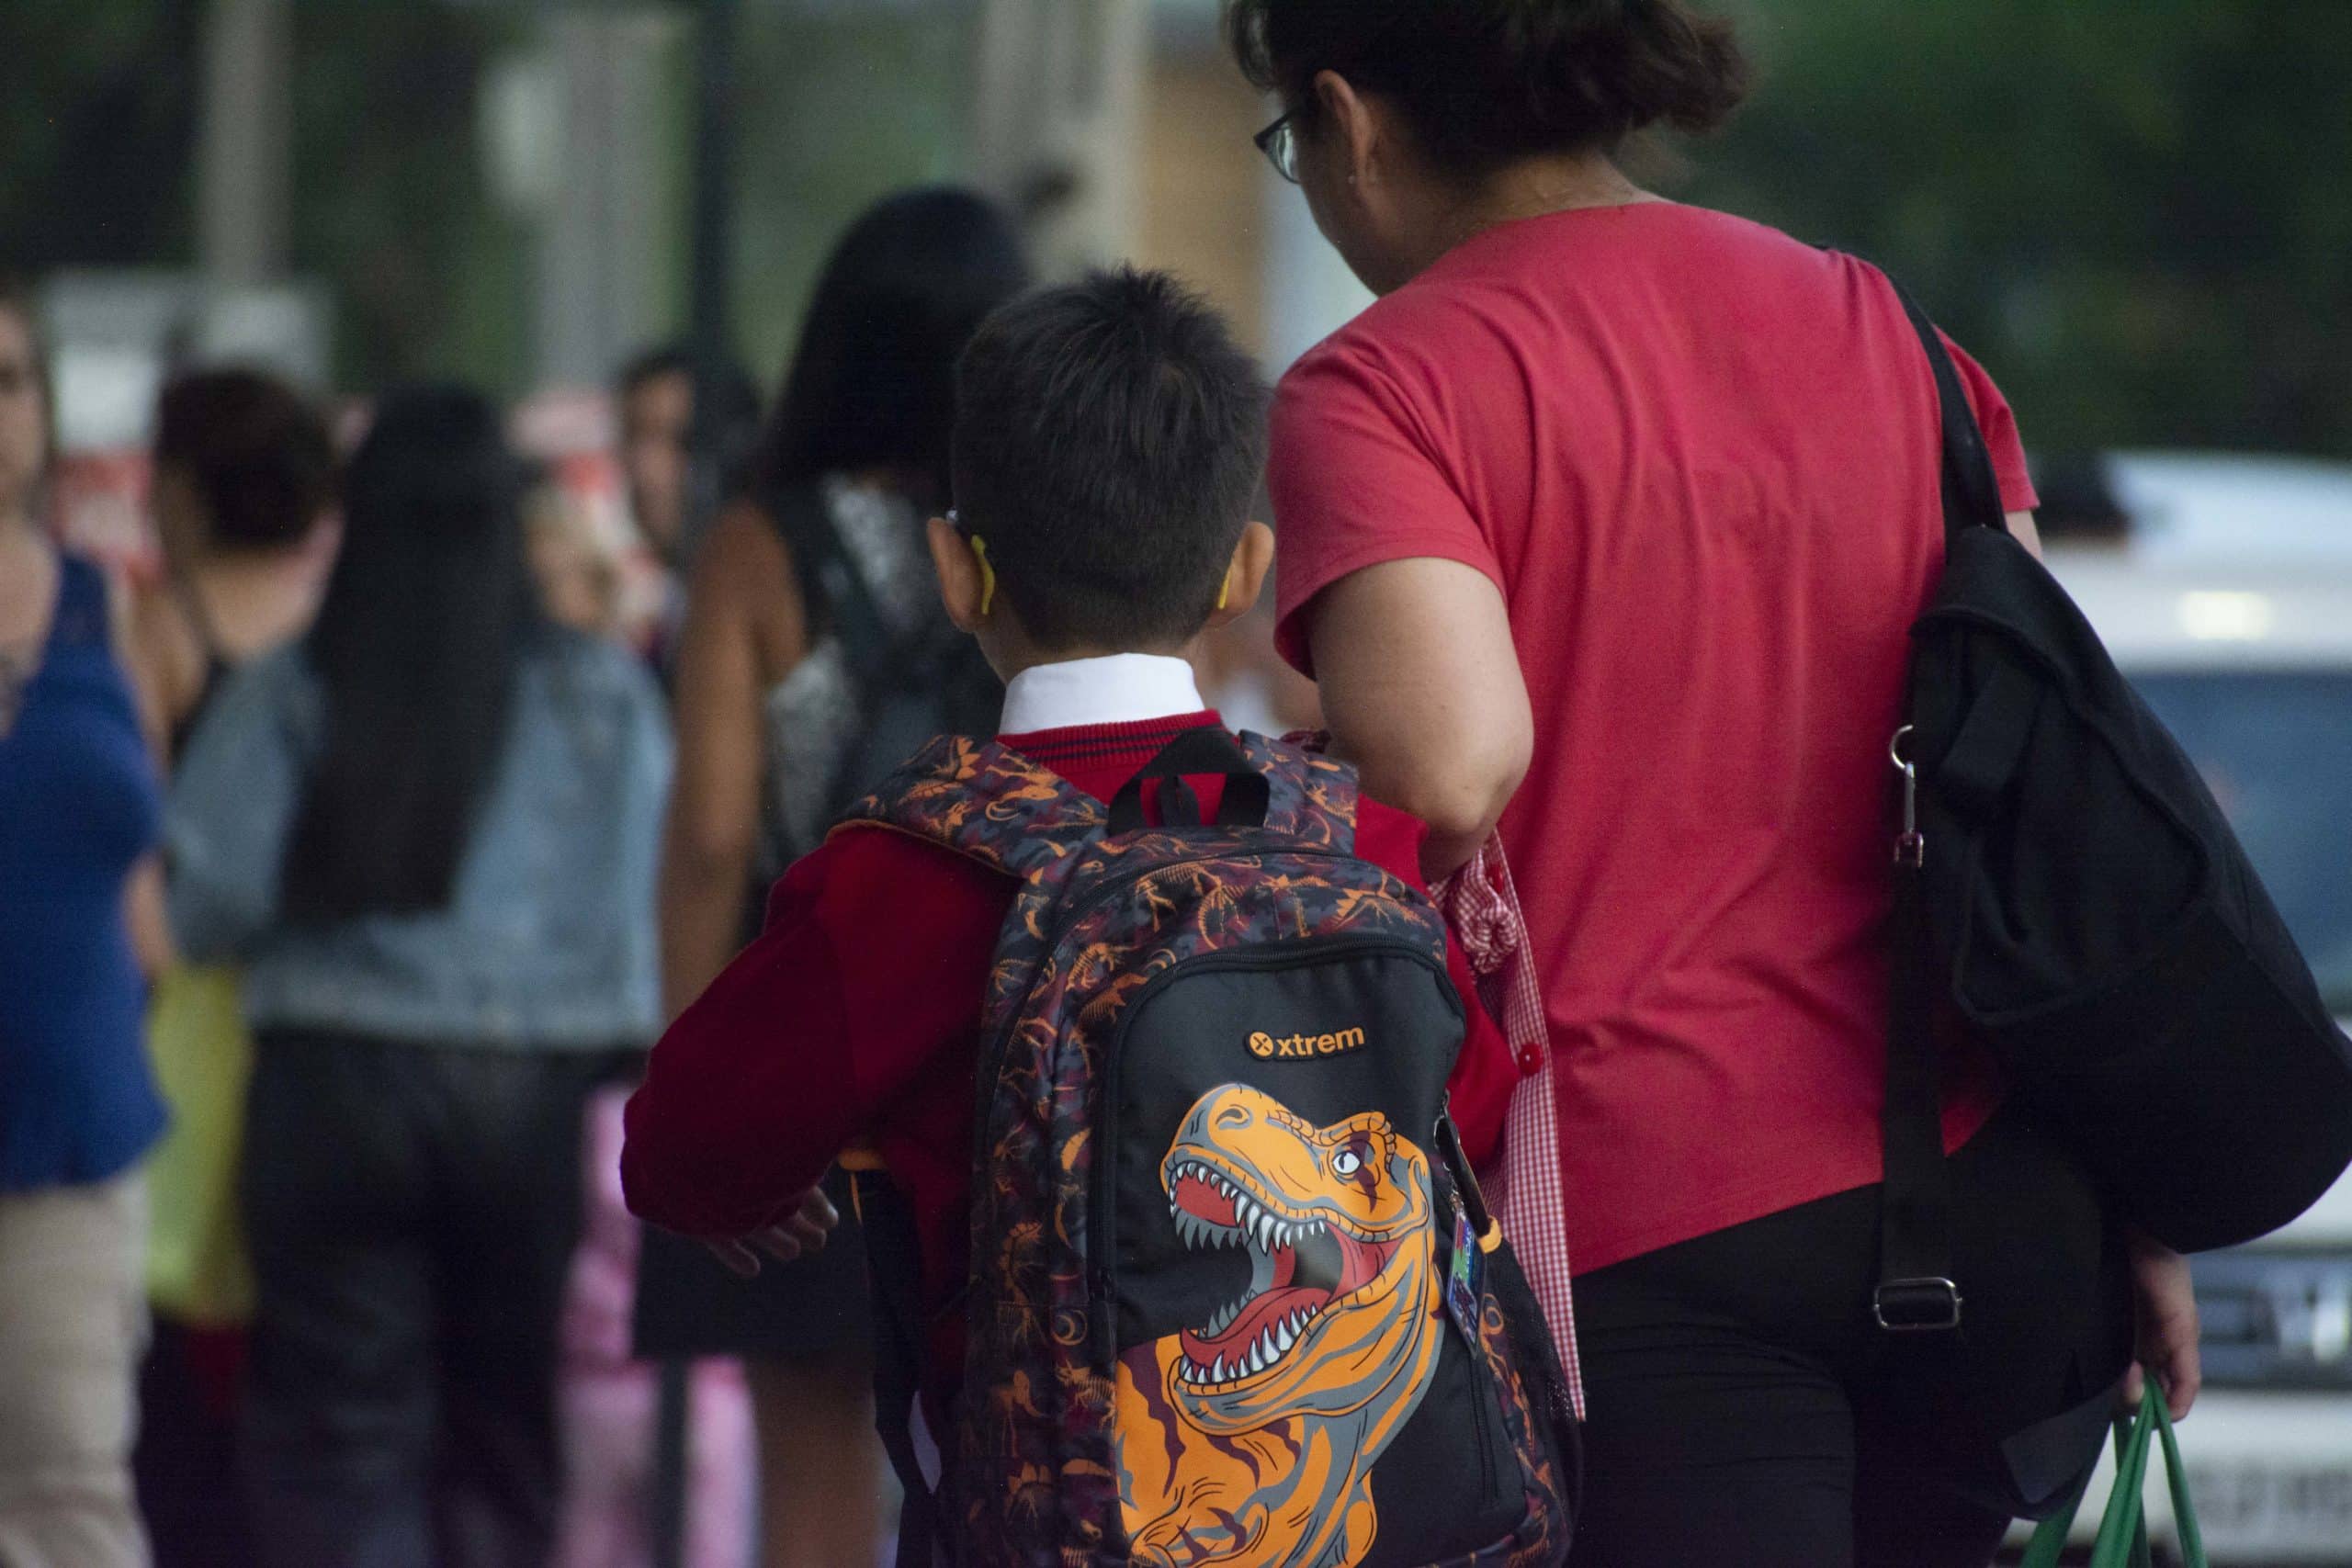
[1891,726,1925,869]
[1434,1098,1494,1235]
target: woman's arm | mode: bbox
[115,570,181,973]
[657,505,805,1018]
[1306,557,1532,884]
[2006,510,2042,559]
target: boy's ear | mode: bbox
[927,515,987,632]
[1205,521,1276,631]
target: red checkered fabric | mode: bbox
[1438,837,1587,1419]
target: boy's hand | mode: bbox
[702,1187,840,1278]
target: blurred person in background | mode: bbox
[0,282,164,1568]
[128,367,337,1568]
[515,459,763,1568]
[525,470,628,640]
[615,344,762,671]
[615,344,761,576]
[1228,2,2193,1563]
[166,386,670,1568]
[630,186,1028,1568]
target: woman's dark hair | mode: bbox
[154,367,335,549]
[282,385,539,925]
[750,186,1031,509]
[1227,0,1747,175]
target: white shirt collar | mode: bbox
[998,653,1206,736]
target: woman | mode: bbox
[0,286,164,1568]
[135,368,337,757]
[130,367,336,1568]
[168,387,669,1568]
[632,186,1028,1568]
[1226,4,2200,1564]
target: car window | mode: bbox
[2132,672,2352,1011]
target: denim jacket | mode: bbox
[168,628,670,1051]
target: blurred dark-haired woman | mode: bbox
[167,386,670,1568]
[1228,3,2198,1564]
[628,186,1029,1568]
[0,286,166,1568]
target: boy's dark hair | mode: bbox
[952,268,1269,653]
[1227,0,1747,177]
[154,367,335,549]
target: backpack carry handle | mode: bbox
[1106,728,1273,835]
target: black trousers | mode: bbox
[1567,1109,2134,1568]
[238,1030,630,1568]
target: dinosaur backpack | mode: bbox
[841,728,1579,1568]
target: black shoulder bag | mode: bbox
[1876,279,2352,1367]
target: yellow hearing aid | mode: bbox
[970,535,997,618]
[1216,570,1231,613]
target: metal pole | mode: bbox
[197,0,291,288]
[650,18,741,1566]
[678,0,741,565]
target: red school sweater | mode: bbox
[620,712,1517,1386]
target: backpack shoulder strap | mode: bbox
[1239,731,1363,855]
[835,733,1104,882]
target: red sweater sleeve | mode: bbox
[621,829,1008,1239]
[1354,796,1516,1169]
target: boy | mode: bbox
[622,268,1515,1416]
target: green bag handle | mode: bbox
[2020,1382,2208,1568]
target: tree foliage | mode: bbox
[1683,0,2352,456]
[0,0,201,274]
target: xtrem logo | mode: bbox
[1246,1026,1367,1060]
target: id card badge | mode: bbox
[1445,1192,1483,1341]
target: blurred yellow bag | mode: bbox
[143,964,256,1325]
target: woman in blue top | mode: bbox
[168,387,671,1568]
[0,284,165,1568]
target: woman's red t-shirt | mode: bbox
[1268,203,2037,1275]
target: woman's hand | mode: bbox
[2124,1231,2201,1420]
[702,1186,840,1279]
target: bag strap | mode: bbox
[1882,272,2010,541]
[1872,276,1998,1336]
[771,479,897,674]
[848,1166,951,1568]
[769,480,959,809]
[833,734,1104,883]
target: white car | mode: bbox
[1996,492,2352,1562]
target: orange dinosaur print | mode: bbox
[1114,1086,1441,1568]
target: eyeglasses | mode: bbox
[1253,112,1299,185]
[947,507,976,539]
